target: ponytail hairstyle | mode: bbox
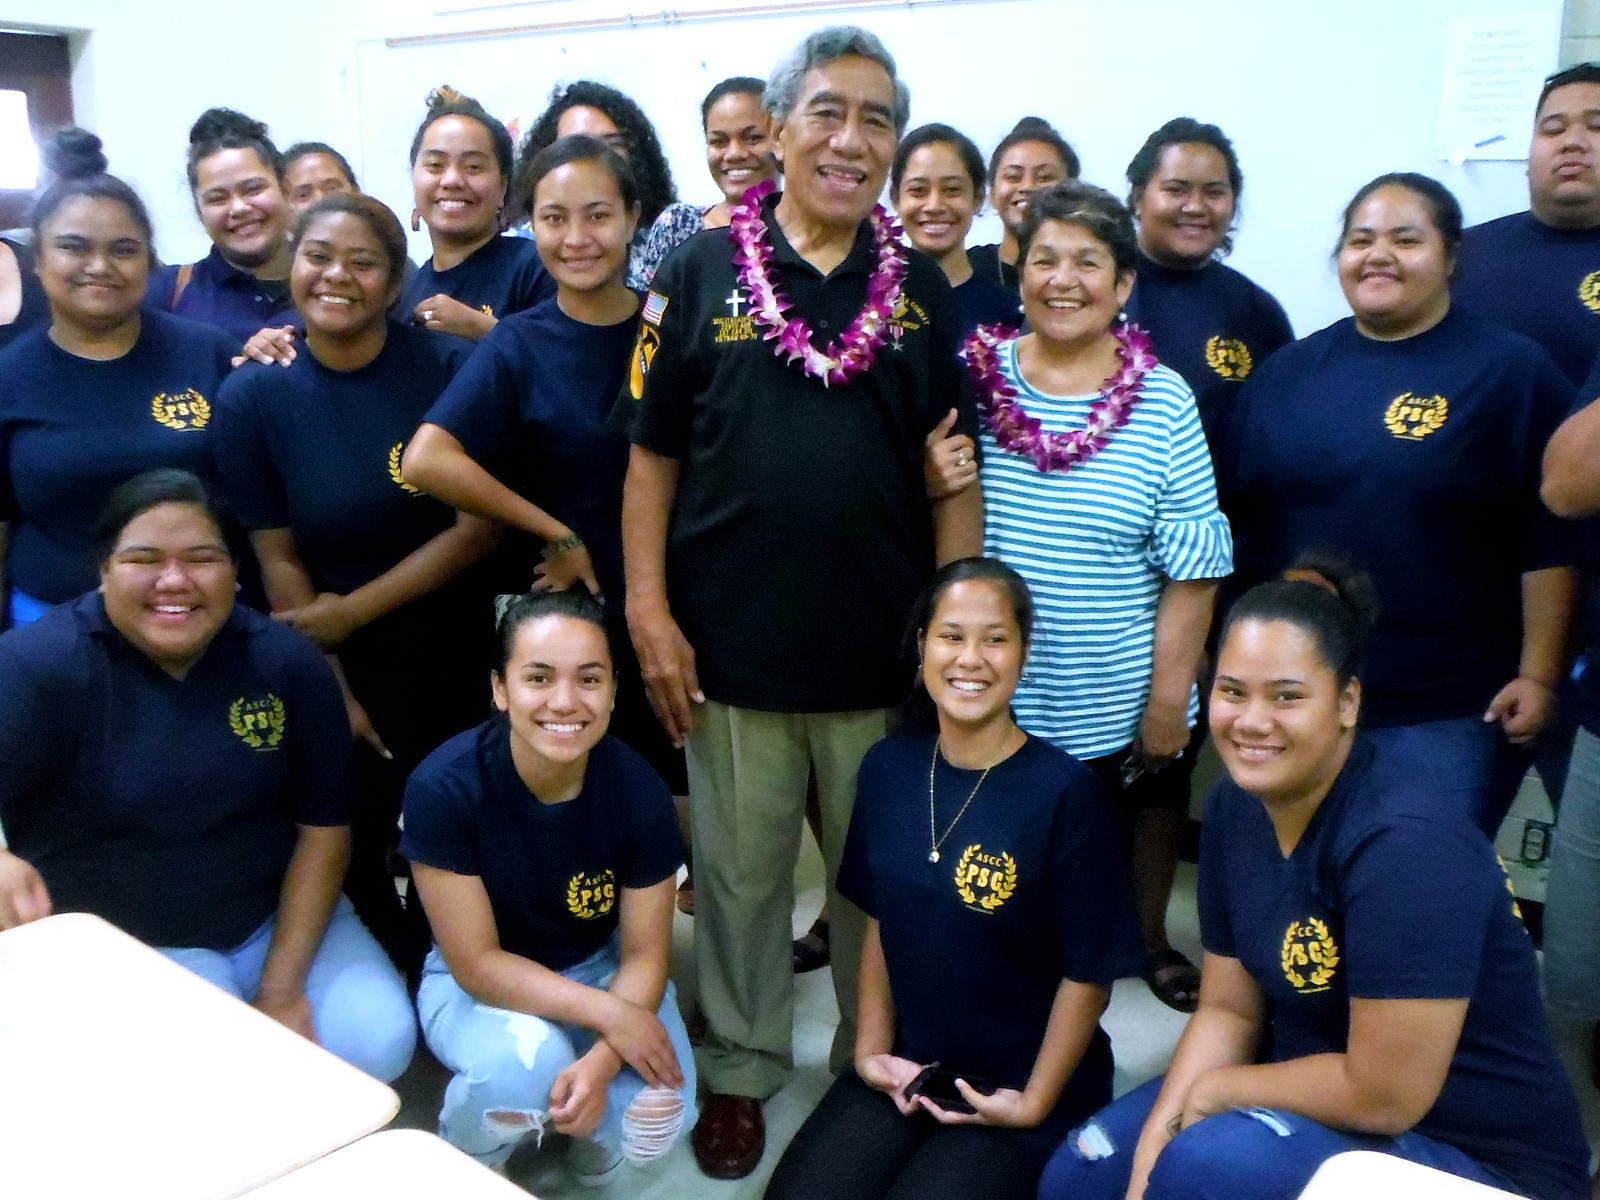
[93,469,232,566]
[409,85,515,188]
[899,557,1035,729]
[30,128,155,265]
[493,587,611,677]
[186,108,283,191]
[1220,549,1380,688]
[1125,116,1243,256]
[989,116,1080,186]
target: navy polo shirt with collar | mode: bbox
[626,192,977,713]
[147,245,298,346]
[1125,250,1294,444]
[1453,211,1600,387]
[0,309,240,604]
[0,593,353,950]
[1199,736,1590,1200]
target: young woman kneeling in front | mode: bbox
[0,469,415,1081]
[402,589,695,1185]
[764,557,1144,1200]
[1039,555,1591,1200]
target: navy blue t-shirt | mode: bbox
[0,311,240,604]
[0,594,353,949]
[400,722,683,971]
[213,322,473,595]
[147,245,299,346]
[950,270,1021,342]
[838,730,1144,1140]
[1198,738,1590,1200]
[424,297,638,614]
[0,235,48,354]
[1125,251,1294,444]
[967,243,1018,295]
[1453,211,1600,387]
[1219,308,1583,725]
[397,234,553,324]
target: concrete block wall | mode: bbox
[1568,0,1600,64]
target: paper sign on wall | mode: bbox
[1437,10,1560,162]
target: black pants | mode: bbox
[339,591,491,976]
[764,1071,1051,1200]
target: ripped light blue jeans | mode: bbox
[417,933,698,1168]
[1038,1077,1518,1200]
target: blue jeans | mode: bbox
[1038,1077,1518,1200]
[160,895,416,1082]
[417,934,698,1168]
[1545,725,1600,1019]
[1365,715,1534,837]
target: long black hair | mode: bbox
[1220,550,1379,688]
[514,81,677,228]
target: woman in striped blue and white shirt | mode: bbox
[936,179,1232,1013]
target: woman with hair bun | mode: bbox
[1123,117,1294,441]
[512,80,679,288]
[1220,172,1586,837]
[0,135,238,627]
[1039,555,1590,1200]
[968,117,1079,294]
[147,108,298,343]
[213,192,499,968]
[0,128,92,353]
[398,86,550,343]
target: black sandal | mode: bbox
[1143,947,1200,1013]
[792,918,831,973]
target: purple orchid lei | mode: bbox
[960,321,1157,473]
[727,180,908,388]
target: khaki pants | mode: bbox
[685,700,888,1099]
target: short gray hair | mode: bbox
[764,26,911,136]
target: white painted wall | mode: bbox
[0,0,1570,335]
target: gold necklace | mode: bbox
[928,737,994,864]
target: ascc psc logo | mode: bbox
[1205,336,1253,380]
[229,694,285,751]
[1383,392,1448,441]
[151,389,211,431]
[1280,916,1339,993]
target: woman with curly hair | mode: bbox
[511,81,677,288]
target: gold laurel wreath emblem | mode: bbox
[954,845,979,906]
[228,694,286,750]
[151,389,211,431]
[952,845,1018,911]
[1204,336,1253,380]
[1280,916,1340,992]
[1580,271,1600,314]
[979,852,1018,911]
[565,870,616,920]
[388,443,422,494]
[1383,392,1448,441]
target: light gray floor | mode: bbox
[392,821,1600,1198]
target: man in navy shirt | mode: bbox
[1455,62,1600,387]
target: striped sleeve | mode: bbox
[1149,370,1233,582]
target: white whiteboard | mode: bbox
[352,0,1562,337]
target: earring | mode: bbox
[410,209,421,232]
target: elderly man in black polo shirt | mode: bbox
[623,25,983,1180]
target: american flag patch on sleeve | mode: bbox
[642,292,668,325]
